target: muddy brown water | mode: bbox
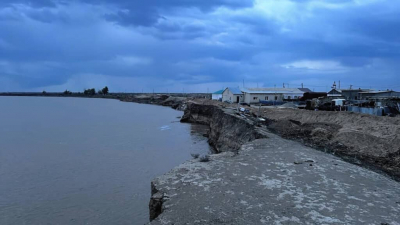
[0,97,211,225]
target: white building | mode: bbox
[241,88,307,104]
[212,90,223,100]
[222,87,243,103]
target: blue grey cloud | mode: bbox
[0,0,399,92]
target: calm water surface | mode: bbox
[0,97,211,225]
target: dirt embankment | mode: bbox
[181,100,400,179]
[121,94,189,110]
[180,102,267,153]
[150,100,400,223]
[254,107,400,179]
[121,94,212,111]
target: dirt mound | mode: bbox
[260,107,400,179]
[278,102,298,109]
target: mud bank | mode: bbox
[180,103,267,153]
[254,107,400,180]
[149,101,400,223]
[121,94,210,111]
[120,95,186,110]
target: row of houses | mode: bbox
[212,86,400,105]
[327,89,400,101]
[212,87,312,104]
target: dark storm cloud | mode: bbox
[0,0,399,92]
[0,0,57,7]
[90,0,255,26]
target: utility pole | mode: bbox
[283,83,285,88]
[339,80,341,89]
[301,83,304,88]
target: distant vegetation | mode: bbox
[83,88,96,95]
[84,86,109,95]
[100,86,109,95]
[63,90,72,95]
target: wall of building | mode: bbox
[347,106,384,116]
[360,92,400,100]
[342,91,362,100]
[212,94,222,100]
[283,93,303,100]
[222,89,243,103]
[244,93,284,104]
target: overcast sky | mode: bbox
[0,0,399,93]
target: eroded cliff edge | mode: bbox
[180,103,267,153]
[149,101,400,223]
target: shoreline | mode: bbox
[149,100,400,224]
[3,95,399,223]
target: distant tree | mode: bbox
[42,90,47,95]
[84,88,96,95]
[63,90,72,95]
[98,90,103,95]
[102,86,109,95]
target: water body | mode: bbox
[0,97,211,225]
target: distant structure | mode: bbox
[212,90,224,101]
[358,90,400,100]
[222,87,243,103]
[327,88,371,100]
[241,87,308,104]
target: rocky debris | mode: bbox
[149,183,165,221]
[198,155,210,162]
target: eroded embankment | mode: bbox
[255,107,400,180]
[149,102,268,221]
[180,103,267,153]
[149,101,400,223]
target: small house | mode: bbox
[222,87,243,103]
[241,88,306,104]
[212,90,224,101]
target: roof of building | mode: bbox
[241,87,305,94]
[299,88,313,93]
[212,90,224,94]
[224,87,243,95]
[328,89,342,93]
[358,90,398,94]
[340,89,371,92]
